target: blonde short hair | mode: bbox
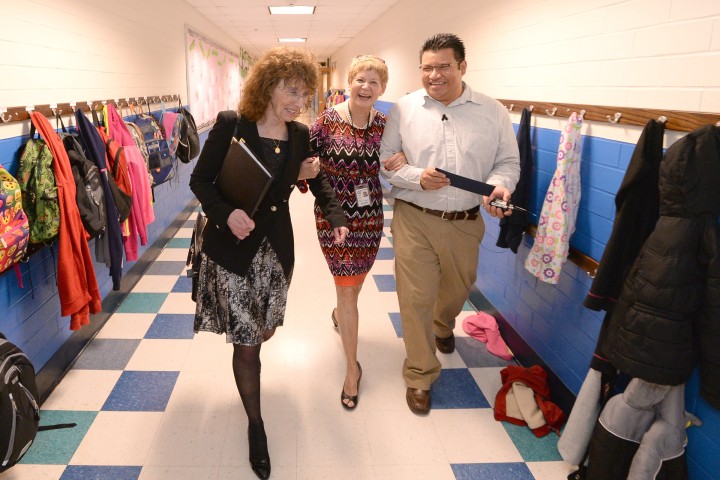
[239,47,318,121]
[347,55,388,88]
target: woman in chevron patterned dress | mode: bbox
[310,55,406,410]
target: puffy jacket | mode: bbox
[605,125,720,409]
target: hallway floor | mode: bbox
[4,186,575,479]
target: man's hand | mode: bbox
[483,186,513,218]
[419,168,451,190]
[227,209,255,240]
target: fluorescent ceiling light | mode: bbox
[269,6,315,15]
[279,37,307,43]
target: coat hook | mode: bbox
[606,112,622,124]
[508,103,514,112]
[579,109,586,119]
[546,107,558,116]
[658,115,667,124]
[528,105,534,112]
[0,107,11,123]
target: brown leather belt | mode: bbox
[402,200,479,221]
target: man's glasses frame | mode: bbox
[419,62,461,75]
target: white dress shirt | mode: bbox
[380,83,520,212]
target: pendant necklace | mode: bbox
[271,139,281,154]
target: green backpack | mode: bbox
[17,133,60,244]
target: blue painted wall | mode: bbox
[477,122,718,480]
[0,110,204,370]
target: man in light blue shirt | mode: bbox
[380,33,520,415]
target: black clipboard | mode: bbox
[435,168,495,196]
[215,137,273,217]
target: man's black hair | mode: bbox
[419,33,466,63]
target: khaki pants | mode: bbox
[391,200,485,389]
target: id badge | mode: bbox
[355,183,371,207]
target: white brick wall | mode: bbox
[0,0,717,144]
[331,0,720,143]
[0,0,239,140]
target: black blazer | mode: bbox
[189,110,347,279]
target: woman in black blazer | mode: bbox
[189,47,348,480]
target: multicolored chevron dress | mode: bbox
[310,107,386,286]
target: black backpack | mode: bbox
[57,115,108,238]
[0,333,40,473]
[176,102,200,164]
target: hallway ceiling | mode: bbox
[184,0,400,60]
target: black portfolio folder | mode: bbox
[215,138,273,217]
[435,168,495,196]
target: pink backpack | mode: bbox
[161,103,182,158]
[0,164,30,280]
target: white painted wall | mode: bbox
[330,0,720,144]
[0,0,239,139]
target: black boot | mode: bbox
[248,421,271,479]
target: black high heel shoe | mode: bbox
[248,422,271,479]
[340,362,362,410]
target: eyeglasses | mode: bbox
[419,62,460,75]
[354,54,386,64]
[283,88,312,103]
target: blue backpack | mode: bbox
[133,107,174,186]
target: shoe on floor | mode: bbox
[341,362,362,410]
[406,387,431,415]
[435,333,455,354]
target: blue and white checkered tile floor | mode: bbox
[4,190,575,480]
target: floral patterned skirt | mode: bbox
[194,238,289,346]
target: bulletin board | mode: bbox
[185,28,243,131]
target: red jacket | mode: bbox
[31,112,101,329]
[494,364,566,437]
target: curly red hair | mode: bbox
[239,47,318,121]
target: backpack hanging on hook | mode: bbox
[16,122,60,244]
[175,98,200,163]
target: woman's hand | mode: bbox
[382,151,408,171]
[227,209,255,240]
[298,156,321,180]
[332,226,349,244]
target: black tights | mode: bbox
[232,343,263,426]
[233,331,274,461]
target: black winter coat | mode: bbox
[605,125,720,409]
[584,119,665,313]
[189,111,347,280]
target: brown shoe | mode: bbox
[406,387,431,415]
[435,333,455,354]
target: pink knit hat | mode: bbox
[462,312,514,361]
